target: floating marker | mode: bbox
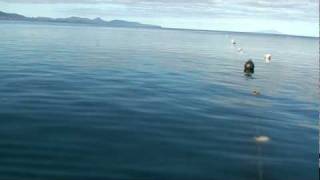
[264,54,272,63]
[254,136,270,143]
[252,90,260,96]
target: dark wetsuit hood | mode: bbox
[244,60,254,74]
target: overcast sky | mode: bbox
[0,0,318,37]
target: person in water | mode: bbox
[244,59,254,74]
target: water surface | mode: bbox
[0,21,318,180]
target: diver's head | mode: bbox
[244,59,254,74]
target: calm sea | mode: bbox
[0,21,318,180]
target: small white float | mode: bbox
[254,136,270,143]
[264,54,272,63]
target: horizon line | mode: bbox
[1,10,319,38]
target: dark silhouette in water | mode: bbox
[252,90,261,96]
[244,59,255,74]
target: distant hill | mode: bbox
[0,11,162,29]
[256,30,283,35]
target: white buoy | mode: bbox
[254,136,270,143]
[264,54,272,63]
[231,39,236,45]
[238,48,244,53]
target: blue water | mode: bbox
[0,21,318,180]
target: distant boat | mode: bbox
[231,39,236,45]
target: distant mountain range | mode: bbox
[256,30,283,35]
[1,11,312,37]
[0,11,161,29]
